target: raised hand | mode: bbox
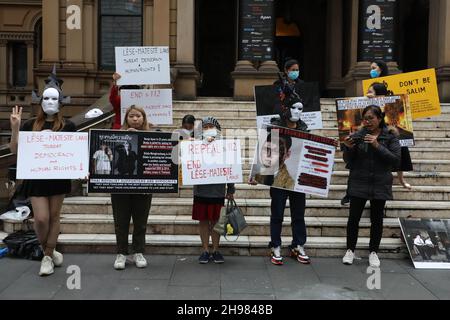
[112,72,122,82]
[10,105,22,132]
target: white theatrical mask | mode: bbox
[289,102,304,122]
[41,88,60,115]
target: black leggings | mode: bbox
[346,197,386,253]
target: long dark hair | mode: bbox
[370,82,389,96]
[372,60,389,77]
[362,105,387,129]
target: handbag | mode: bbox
[213,199,247,240]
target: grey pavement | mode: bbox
[0,254,449,300]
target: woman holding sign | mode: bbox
[110,105,153,270]
[9,71,76,276]
[193,117,235,264]
[341,105,401,268]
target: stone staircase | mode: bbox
[2,98,450,259]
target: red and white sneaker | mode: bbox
[270,246,283,266]
[289,245,311,264]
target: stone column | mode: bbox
[42,0,60,64]
[173,0,199,100]
[143,0,154,46]
[429,0,450,102]
[153,0,170,46]
[325,0,344,95]
[0,40,7,104]
[66,0,84,68]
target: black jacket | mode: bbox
[343,127,401,200]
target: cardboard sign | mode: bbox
[362,69,441,119]
[400,218,450,269]
[336,95,415,147]
[120,89,173,125]
[254,83,323,130]
[250,126,336,197]
[180,139,243,186]
[17,132,89,179]
[88,130,179,194]
[115,46,170,85]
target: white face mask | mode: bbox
[203,129,218,139]
[289,102,304,122]
[41,88,60,115]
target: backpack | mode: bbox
[2,229,43,260]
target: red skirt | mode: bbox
[192,201,223,222]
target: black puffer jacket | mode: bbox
[343,127,401,200]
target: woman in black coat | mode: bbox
[341,105,401,268]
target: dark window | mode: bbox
[99,0,143,70]
[11,42,28,87]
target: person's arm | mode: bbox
[342,137,357,165]
[9,106,23,155]
[226,183,235,200]
[373,136,401,168]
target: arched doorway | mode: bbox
[195,0,238,97]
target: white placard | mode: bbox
[120,89,173,125]
[180,139,243,186]
[17,132,89,180]
[115,46,170,85]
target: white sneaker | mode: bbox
[114,254,127,270]
[52,250,63,267]
[343,249,355,265]
[39,256,54,276]
[133,253,147,268]
[369,252,380,268]
[271,246,283,265]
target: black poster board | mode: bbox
[358,0,397,62]
[88,130,179,194]
[239,0,274,61]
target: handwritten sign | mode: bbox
[17,132,89,179]
[180,139,243,186]
[120,89,173,125]
[115,46,170,85]
[363,69,441,119]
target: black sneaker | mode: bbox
[198,252,210,264]
[212,251,225,264]
[341,195,350,206]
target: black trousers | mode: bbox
[346,197,386,253]
[111,194,152,255]
[269,188,306,248]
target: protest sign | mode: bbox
[362,69,441,119]
[400,218,450,269]
[180,139,243,186]
[120,89,173,125]
[17,132,89,179]
[115,46,170,85]
[250,126,335,197]
[336,95,414,147]
[254,82,322,130]
[88,130,178,193]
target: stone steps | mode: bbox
[1,215,402,239]
[60,197,450,219]
[0,231,406,258]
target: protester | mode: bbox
[109,72,140,129]
[250,94,311,266]
[342,105,401,268]
[274,59,304,107]
[9,70,75,276]
[111,105,153,270]
[192,117,235,264]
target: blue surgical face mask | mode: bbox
[370,69,380,78]
[288,71,300,81]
